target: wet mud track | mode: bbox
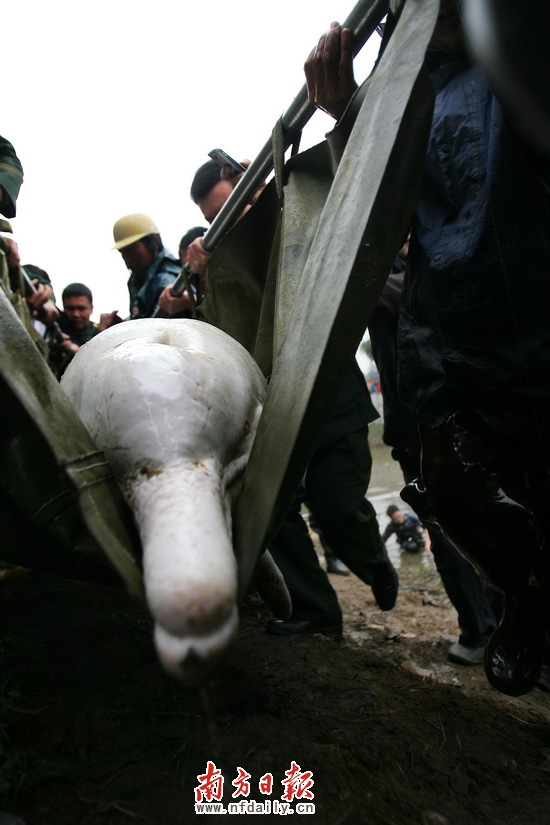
[1,543,549,825]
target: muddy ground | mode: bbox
[1,522,550,825]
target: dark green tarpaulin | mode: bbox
[0,288,143,595]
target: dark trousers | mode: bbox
[304,427,386,582]
[418,416,550,600]
[428,524,503,648]
[269,495,340,621]
[269,426,386,621]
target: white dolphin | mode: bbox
[62,318,289,683]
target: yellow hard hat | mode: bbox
[112,213,160,250]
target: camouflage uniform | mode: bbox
[0,135,23,218]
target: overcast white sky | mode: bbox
[3,0,380,322]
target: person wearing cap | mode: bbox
[0,135,23,219]
[0,136,23,304]
[111,212,180,321]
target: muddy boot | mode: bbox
[371,553,399,611]
[448,642,485,666]
[413,415,550,695]
[266,610,343,639]
[324,546,350,576]
[417,417,540,605]
[484,591,547,696]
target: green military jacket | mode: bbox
[0,135,23,218]
[58,314,99,346]
[0,241,49,360]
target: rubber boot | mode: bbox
[403,414,547,695]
